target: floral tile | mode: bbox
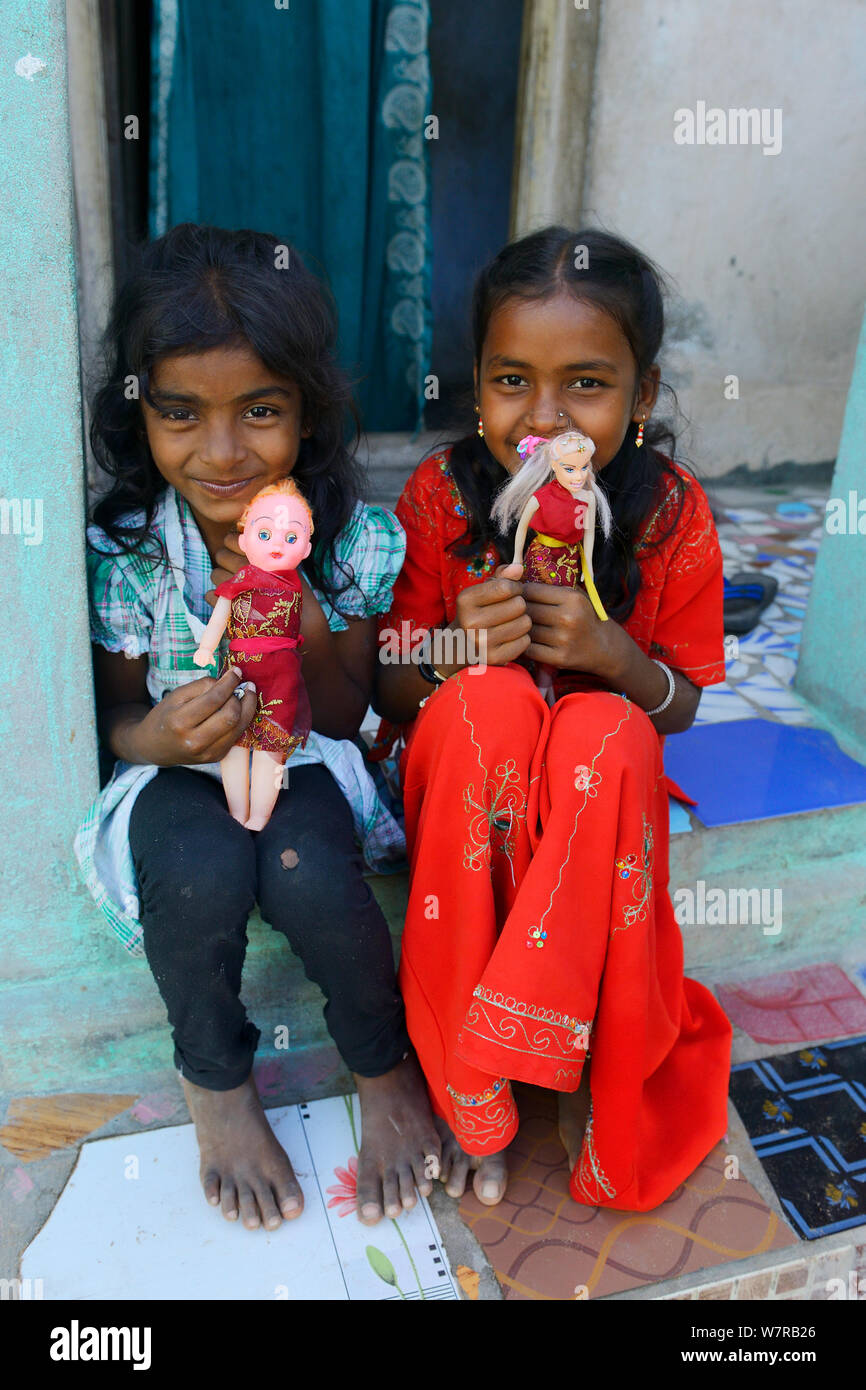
[456,1085,795,1300]
[20,1095,457,1301]
[729,1037,866,1239]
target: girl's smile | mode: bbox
[191,475,263,498]
[475,292,659,477]
[142,343,311,556]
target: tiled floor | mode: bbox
[663,718,866,826]
[664,483,866,824]
[457,1085,796,1300]
[700,488,828,727]
[716,964,866,1046]
[19,1093,458,1301]
[729,1037,866,1240]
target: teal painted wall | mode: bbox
[796,309,866,752]
[0,1,105,1086]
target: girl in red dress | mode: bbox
[373,227,732,1213]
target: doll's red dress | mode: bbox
[214,564,311,757]
[524,479,589,588]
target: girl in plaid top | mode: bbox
[79,225,439,1232]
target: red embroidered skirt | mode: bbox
[398,663,731,1212]
[228,637,311,757]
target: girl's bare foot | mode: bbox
[434,1116,509,1205]
[557,1060,592,1170]
[354,1054,442,1225]
[182,1074,304,1230]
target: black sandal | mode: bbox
[723,572,779,635]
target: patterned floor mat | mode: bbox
[730,1037,866,1239]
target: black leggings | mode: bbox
[128,764,409,1090]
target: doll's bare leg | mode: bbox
[220,746,251,826]
[245,749,284,831]
[536,663,556,707]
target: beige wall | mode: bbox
[521,0,865,478]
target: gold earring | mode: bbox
[475,405,484,439]
[635,414,646,448]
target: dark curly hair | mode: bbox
[446,226,695,622]
[89,223,365,605]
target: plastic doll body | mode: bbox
[194,482,313,829]
[501,431,610,706]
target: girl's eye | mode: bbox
[257,528,272,542]
[494,374,527,388]
[159,408,195,422]
[569,377,603,390]
[245,405,276,419]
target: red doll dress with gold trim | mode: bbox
[214,564,311,757]
[523,478,589,588]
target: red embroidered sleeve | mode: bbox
[646,470,725,688]
[380,456,451,641]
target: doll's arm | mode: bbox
[193,596,232,667]
[580,492,597,577]
[512,497,540,568]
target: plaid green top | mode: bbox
[75,487,407,955]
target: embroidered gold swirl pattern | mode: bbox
[448,1081,517,1150]
[574,1103,616,1201]
[462,987,592,1064]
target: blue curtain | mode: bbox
[149,0,432,431]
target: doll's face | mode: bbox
[239,495,312,571]
[550,451,593,497]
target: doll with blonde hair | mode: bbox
[491,429,613,702]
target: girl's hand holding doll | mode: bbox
[519,574,621,680]
[94,650,257,768]
[451,571,533,668]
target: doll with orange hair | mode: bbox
[194,478,313,829]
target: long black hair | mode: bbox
[90,223,365,604]
[447,227,695,622]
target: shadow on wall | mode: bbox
[426,0,523,430]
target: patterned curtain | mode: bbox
[149,0,432,431]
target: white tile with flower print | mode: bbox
[20,1094,458,1301]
